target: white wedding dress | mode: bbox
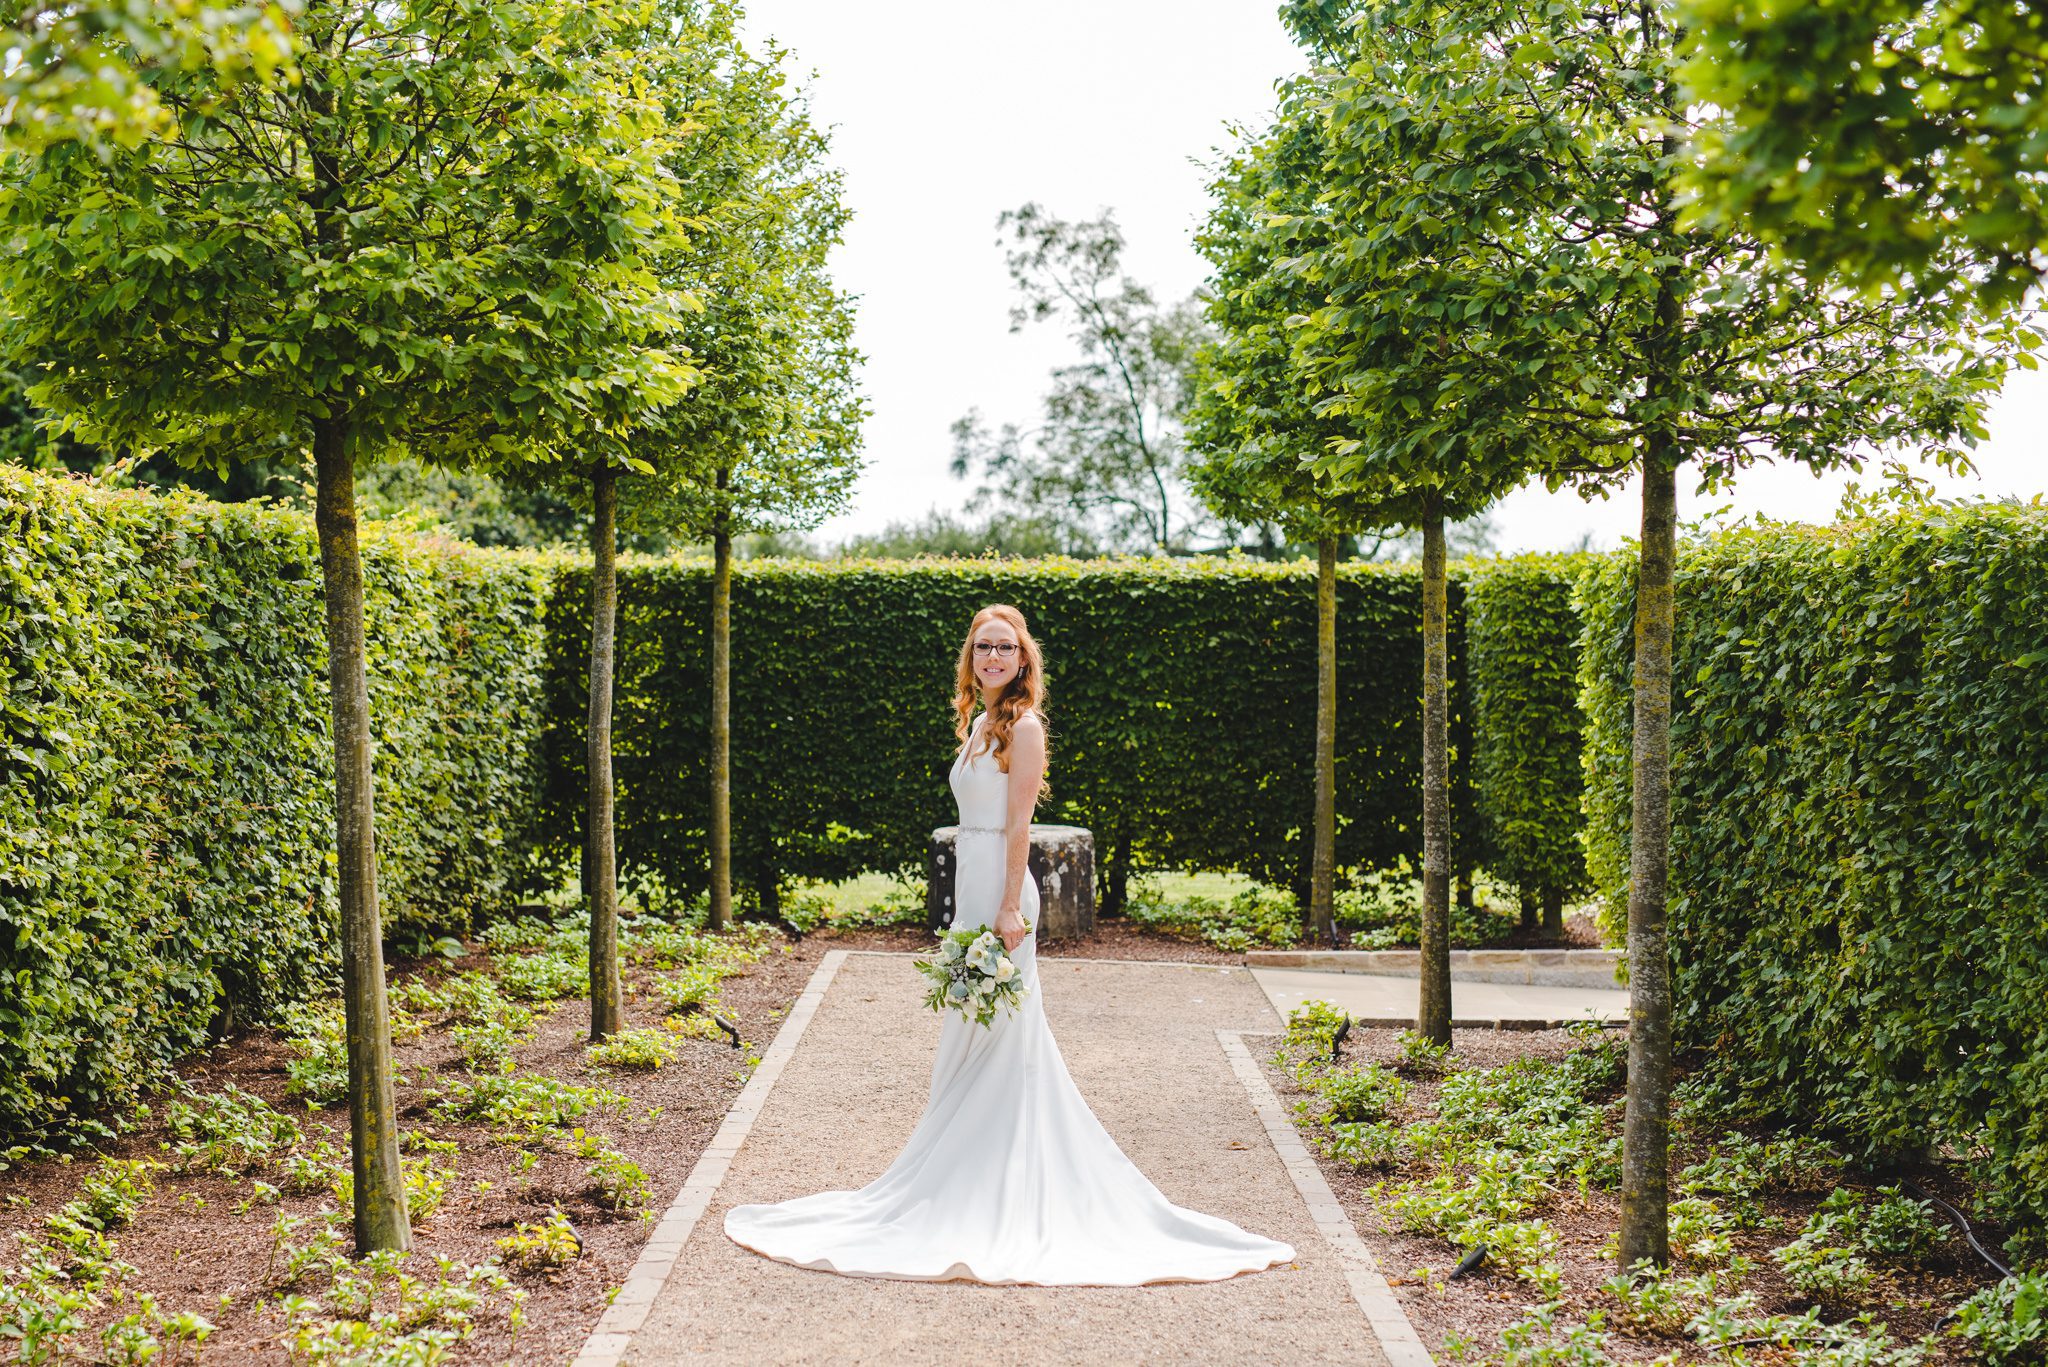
[722,711,1296,1286]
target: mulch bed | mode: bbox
[1260,1026,2008,1364]
[1497,910,1603,950]
[0,918,1233,1363]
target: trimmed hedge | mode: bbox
[0,468,551,1145]
[3,467,1601,1144]
[1467,554,1591,915]
[1579,504,2048,1253]
[535,557,1516,910]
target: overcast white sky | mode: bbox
[743,0,2044,555]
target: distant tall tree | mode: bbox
[952,205,1232,556]
[1306,0,2022,1265]
[1678,0,2048,307]
[1,0,298,150]
[0,0,696,1250]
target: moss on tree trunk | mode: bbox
[1309,535,1338,946]
[586,463,623,1041]
[1418,502,1452,1045]
[312,419,410,1254]
[1619,449,1678,1270]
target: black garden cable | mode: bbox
[1898,1176,2013,1281]
[1896,1176,2019,1335]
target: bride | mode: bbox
[722,604,1295,1286]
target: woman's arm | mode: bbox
[994,713,1046,952]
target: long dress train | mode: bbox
[722,710,1295,1286]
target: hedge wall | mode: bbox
[1467,554,1592,915]
[536,556,1526,910]
[0,468,552,1145]
[1579,504,2048,1248]
[1,466,1602,1145]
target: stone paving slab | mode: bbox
[613,953,1407,1366]
[1251,967,1628,1027]
[1246,947,1624,989]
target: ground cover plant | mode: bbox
[0,892,803,1365]
[1124,867,1542,953]
[1268,1000,2033,1365]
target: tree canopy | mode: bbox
[0,0,698,476]
[1188,80,1404,547]
[1,0,300,150]
[1302,0,2023,503]
[1678,0,2048,306]
[549,0,864,549]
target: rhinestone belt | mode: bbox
[954,824,1005,837]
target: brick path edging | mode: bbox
[1217,1029,1436,1367]
[570,950,851,1367]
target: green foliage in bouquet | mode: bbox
[915,926,1031,1029]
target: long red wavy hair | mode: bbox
[952,604,1050,800]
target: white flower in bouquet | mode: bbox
[914,922,1033,1028]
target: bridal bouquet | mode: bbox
[915,925,1030,1027]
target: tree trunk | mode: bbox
[709,469,733,934]
[1418,502,1452,1045]
[1455,871,1474,911]
[1100,834,1129,917]
[1309,535,1338,947]
[1619,67,1686,1263]
[1519,886,1539,932]
[1619,451,1679,1271]
[755,868,780,924]
[311,420,410,1255]
[1541,885,1566,938]
[586,464,623,1041]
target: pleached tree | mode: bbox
[1193,18,1523,1029]
[525,0,861,1007]
[645,15,862,934]
[1303,0,2020,1266]
[1189,75,1400,950]
[0,0,697,1250]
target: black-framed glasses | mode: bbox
[972,642,1019,658]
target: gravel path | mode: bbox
[620,953,1395,1366]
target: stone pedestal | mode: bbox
[928,824,1096,940]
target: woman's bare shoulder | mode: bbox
[1013,710,1047,740]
